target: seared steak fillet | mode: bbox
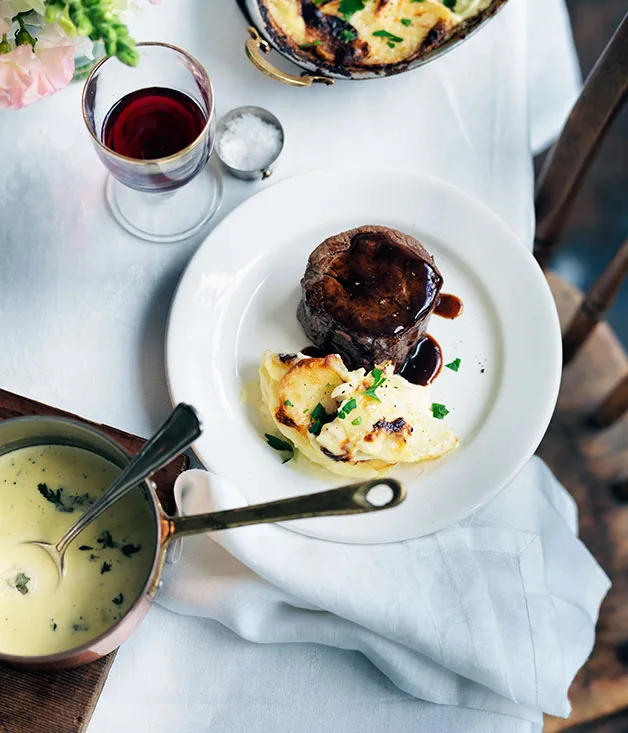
[297,225,443,370]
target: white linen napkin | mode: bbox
[158,458,610,721]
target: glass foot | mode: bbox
[105,159,223,243]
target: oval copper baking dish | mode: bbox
[240,0,510,86]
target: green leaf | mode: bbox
[338,0,367,20]
[351,416,362,426]
[300,40,322,49]
[431,403,450,420]
[284,400,294,407]
[121,543,141,557]
[112,593,124,606]
[265,434,295,462]
[9,572,30,595]
[338,398,357,419]
[445,357,461,372]
[364,368,386,401]
[340,28,357,43]
[100,561,112,574]
[443,0,457,8]
[308,402,335,436]
[373,30,403,43]
[400,18,412,26]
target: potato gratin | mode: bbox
[260,350,457,477]
[260,0,496,72]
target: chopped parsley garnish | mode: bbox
[364,368,387,402]
[411,0,425,2]
[51,621,58,631]
[78,545,93,551]
[112,593,124,606]
[284,399,294,407]
[100,561,112,574]
[400,18,412,26]
[445,357,461,372]
[338,398,357,419]
[9,572,30,595]
[340,28,357,43]
[121,543,142,557]
[97,530,116,549]
[37,483,94,513]
[387,41,396,48]
[442,0,456,8]
[351,416,363,426]
[72,623,89,632]
[373,30,403,43]
[299,40,322,49]
[338,0,367,20]
[37,483,73,513]
[308,402,335,436]
[312,0,327,4]
[431,403,450,420]
[265,433,295,463]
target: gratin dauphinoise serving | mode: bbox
[261,0,497,72]
[260,350,457,477]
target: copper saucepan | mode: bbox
[0,414,405,671]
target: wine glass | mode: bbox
[82,42,222,243]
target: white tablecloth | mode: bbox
[0,0,581,730]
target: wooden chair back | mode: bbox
[532,11,628,732]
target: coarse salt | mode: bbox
[218,113,282,171]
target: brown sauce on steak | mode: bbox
[435,293,464,319]
[317,232,443,338]
[399,335,443,386]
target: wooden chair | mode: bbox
[532,11,628,732]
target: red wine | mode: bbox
[102,87,206,160]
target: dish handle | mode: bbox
[160,476,406,542]
[245,27,334,88]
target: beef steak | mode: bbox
[297,225,443,370]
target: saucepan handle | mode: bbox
[245,26,334,88]
[163,478,406,541]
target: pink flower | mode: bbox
[0,42,74,110]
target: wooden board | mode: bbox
[0,390,188,733]
[539,276,628,732]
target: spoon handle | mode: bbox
[57,404,201,553]
[165,478,406,540]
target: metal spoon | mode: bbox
[30,403,202,579]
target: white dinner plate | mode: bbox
[166,168,561,544]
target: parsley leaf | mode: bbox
[442,0,456,8]
[9,572,30,595]
[37,483,74,513]
[338,0,367,20]
[78,545,93,551]
[300,40,322,49]
[351,416,363,426]
[340,28,357,43]
[445,357,461,372]
[97,530,116,549]
[112,593,124,606]
[265,433,295,463]
[373,30,403,43]
[101,561,112,574]
[400,17,412,26]
[121,543,142,557]
[364,368,387,402]
[431,403,450,420]
[338,398,357,419]
[284,399,294,406]
[308,402,335,436]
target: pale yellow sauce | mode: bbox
[0,445,155,656]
